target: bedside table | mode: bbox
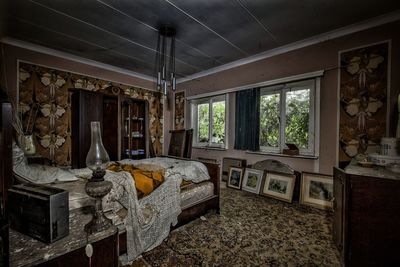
[10,209,119,267]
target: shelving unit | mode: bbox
[121,98,149,159]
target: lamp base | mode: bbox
[84,212,112,234]
[84,179,113,234]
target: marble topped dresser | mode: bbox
[333,162,400,266]
[10,209,118,267]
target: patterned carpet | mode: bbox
[133,188,341,266]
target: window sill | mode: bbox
[246,151,318,160]
[193,146,227,151]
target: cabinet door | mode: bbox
[103,96,119,161]
[71,90,103,168]
[333,168,345,260]
[38,232,118,267]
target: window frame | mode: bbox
[259,79,316,156]
[191,94,228,149]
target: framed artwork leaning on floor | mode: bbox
[261,172,296,203]
[300,172,333,209]
[227,167,244,189]
[242,168,264,194]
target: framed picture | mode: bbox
[242,168,264,194]
[227,167,244,189]
[222,157,247,181]
[261,172,296,203]
[300,172,333,209]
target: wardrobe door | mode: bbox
[71,90,103,168]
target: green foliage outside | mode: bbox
[285,89,310,149]
[260,89,310,149]
[197,101,225,144]
[260,93,280,147]
[198,103,209,142]
[211,101,225,144]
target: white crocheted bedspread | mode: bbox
[102,157,210,263]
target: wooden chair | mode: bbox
[168,129,193,158]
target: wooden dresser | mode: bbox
[333,164,400,266]
[10,209,119,267]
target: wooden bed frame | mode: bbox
[119,158,220,255]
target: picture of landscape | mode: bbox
[246,172,258,188]
[309,181,333,201]
[268,178,288,194]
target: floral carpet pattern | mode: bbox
[135,188,340,266]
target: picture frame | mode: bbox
[300,172,333,209]
[261,172,296,203]
[222,157,247,181]
[242,168,264,194]
[227,167,244,189]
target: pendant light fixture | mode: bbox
[156,25,176,95]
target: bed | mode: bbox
[12,149,220,263]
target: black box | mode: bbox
[8,184,69,243]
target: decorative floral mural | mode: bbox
[174,91,185,130]
[339,42,389,162]
[18,62,163,166]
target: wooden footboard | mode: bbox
[119,157,220,255]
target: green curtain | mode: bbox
[234,88,260,151]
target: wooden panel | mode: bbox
[348,174,400,266]
[71,90,103,169]
[0,101,12,267]
[332,167,345,263]
[103,96,119,161]
[38,232,118,267]
[168,129,186,157]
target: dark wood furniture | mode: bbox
[37,232,118,267]
[121,98,149,159]
[71,90,150,168]
[333,167,400,266]
[0,99,12,266]
[168,129,193,158]
[119,158,220,255]
[71,89,119,168]
[10,209,119,267]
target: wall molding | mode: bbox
[186,70,324,100]
[178,10,400,84]
[1,37,157,83]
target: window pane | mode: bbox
[260,93,280,147]
[285,89,310,149]
[212,101,225,144]
[198,103,209,142]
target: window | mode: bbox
[191,94,228,148]
[259,79,317,155]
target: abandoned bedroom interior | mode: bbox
[1,0,400,266]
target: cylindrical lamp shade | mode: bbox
[86,121,110,172]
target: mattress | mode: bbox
[51,179,214,212]
[180,181,214,209]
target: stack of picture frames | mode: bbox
[227,166,334,210]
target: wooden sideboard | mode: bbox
[333,166,400,266]
[10,209,119,267]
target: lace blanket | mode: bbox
[102,157,210,263]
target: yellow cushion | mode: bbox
[107,162,165,199]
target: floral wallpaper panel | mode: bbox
[339,42,388,162]
[18,62,163,166]
[174,91,185,130]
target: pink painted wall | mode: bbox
[176,20,400,175]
